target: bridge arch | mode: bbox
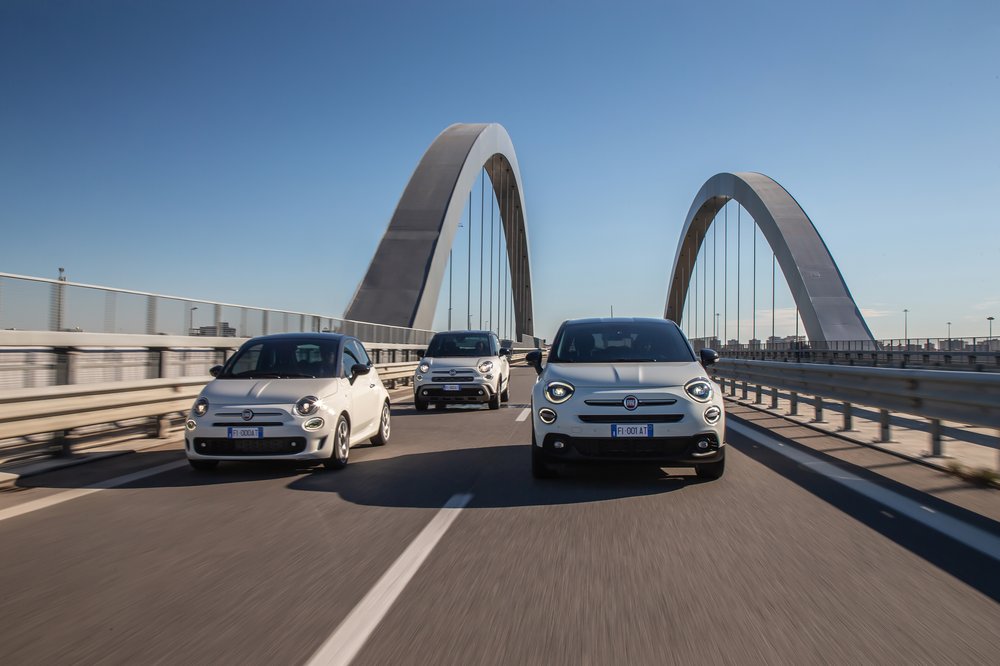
[345,123,534,338]
[665,172,874,345]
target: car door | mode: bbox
[339,343,366,438]
[347,339,380,436]
[493,334,509,386]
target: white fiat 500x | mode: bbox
[526,318,725,480]
[413,330,511,410]
[185,333,390,470]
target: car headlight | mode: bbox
[544,381,575,404]
[193,397,209,417]
[685,379,713,403]
[478,360,494,374]
[295,395,320,416]
[302,417,325,431]
[704,406,722,424]
[418,362,430,373]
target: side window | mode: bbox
[341,346,360,378]
[491,335,500,356]
[348,339,371,366]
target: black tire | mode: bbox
[500,376,510,403]
[414,397,429,411]
[488,390,501,410]
[695,457,725,480]
[370,401,390,446]
[188,459,218,471]
[324,415,350,470]
[531,429,557,478]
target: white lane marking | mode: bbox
[0,459,188,524]
[515,408,530,422]
[306,492,473,666]
[728,421,1000,562]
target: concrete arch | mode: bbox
[665,172,874,345]
[345,123,534,339]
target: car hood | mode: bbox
[543,362,706,388]
[201,378,339,404]
[421,357,493,369]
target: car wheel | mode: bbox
[501,376,510,402]
[324,416,350,470]
[695,457,725,480]
[414,397,429,411]
[370,401,390,446]
[488,390,500,410]
[188,459,219,471]
[531,429,556,478]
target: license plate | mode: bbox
[227,427,263,439]
[443,384,461,391]
[611,424,653,438]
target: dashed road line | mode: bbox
[305,492,474,666]
[516,408,531,422]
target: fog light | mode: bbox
[697,439,709,450]
[553,440,565,450]
[538,408,557,424]
[185,419,197,431]
[303,417,325,431]
[485,374,494,380]
[416,375,423,381]
[422,389,430,396]
[477,389,484,395]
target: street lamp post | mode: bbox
[989,316,995,341]
[947,321,952,351]
[903,309,909,349]
[714,313,720,341]
[189,306,198,335]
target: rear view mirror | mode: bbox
[209,365,223,378]
[526,349,543,375]
[351,363,371,378]
[499,347,512,358]
[699,348,719,366]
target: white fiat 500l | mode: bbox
[413,330,511,410]
[527,318,725,480]
[185,333,390,470]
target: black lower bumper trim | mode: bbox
[417,386,493,403]
[538,432,722,463]
[193,437,306,456]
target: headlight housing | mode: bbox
[478,360,494,374]
[418,362,430,374]
[544,381,575,404]
[193,397,209,417]
[295,395,320,416]
[685,379,713,403]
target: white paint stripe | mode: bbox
[305,492,473,666]
[728,421,1000,562]
[0,459,188,524]
[515,408,530,422]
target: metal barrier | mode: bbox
[712,359,1000,459]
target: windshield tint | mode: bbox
[220,338,340,378]
[425,332,493,358]
[549,321,695,363]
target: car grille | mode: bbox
[571,437,691,458]
[584,399,677,406]
[578,414,683,424]
[431,376,475,383]
[193,437,306,456]
[211,421,285,427]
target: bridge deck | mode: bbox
[0,368,997,664]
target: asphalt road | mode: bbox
[1,368,998,665]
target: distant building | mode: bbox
[192,321,237,337]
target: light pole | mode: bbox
[189,306,198,335]
[903,309,909,349]
[988,316,994,341]
[714,313,720,341]
[947,321,952,351]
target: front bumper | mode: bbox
[534,431,724,465]
[413,380,496,404]
[185,419,335,462]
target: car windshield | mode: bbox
[219,338,340,378]
[425,332,493,358]
[548,321,696,363]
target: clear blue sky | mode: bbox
[1,0,998,340]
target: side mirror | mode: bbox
[209,365,224,378]
[351,363,371,378]
[499,347,512,358]
[525,349,543,375]
[699,348,719,366]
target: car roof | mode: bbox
[560,317,678,326]
[243,332,348,344]
[433,330,495,335]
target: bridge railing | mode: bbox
[711,359,1000,464]
[0,272,435,345]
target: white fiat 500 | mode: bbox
[185,333,391,470]
[413,330,511,410]
[526,318,725,480]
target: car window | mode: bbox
[348,339,371,366]
[425,332,493,357]
[549,321,696,363]
[222,338,341,378]
[490,335,500,356]
[341,346,361,378]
